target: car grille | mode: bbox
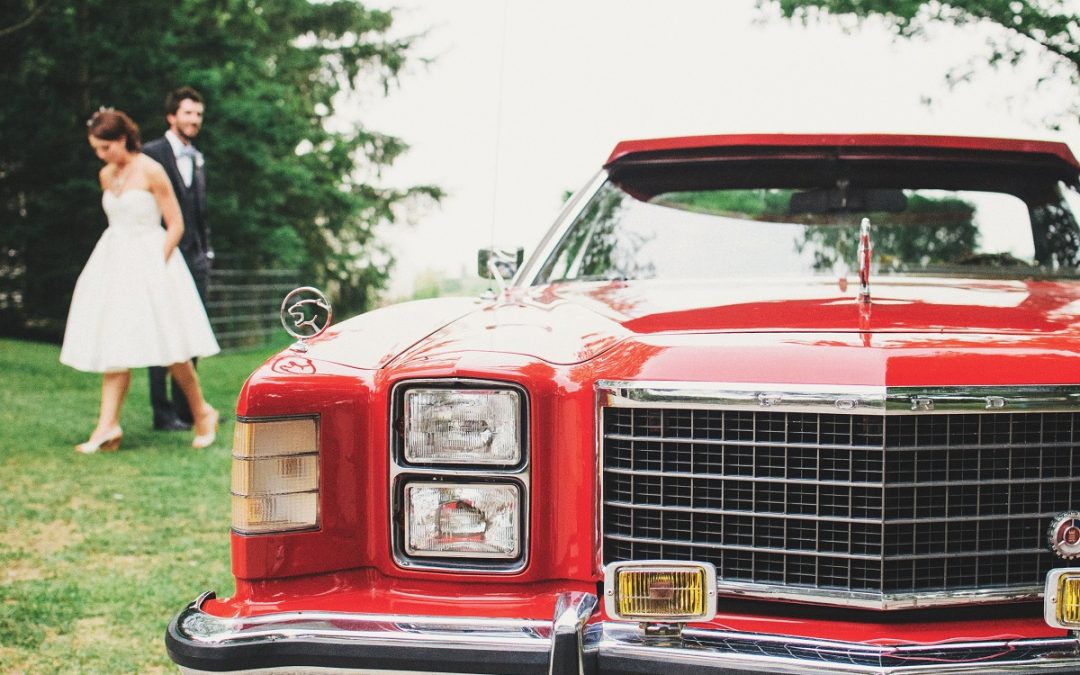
[601,401,1080,608]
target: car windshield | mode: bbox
[535,177,1080,284]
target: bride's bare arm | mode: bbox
[145,158,185,261]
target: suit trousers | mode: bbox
[149,261,210,426]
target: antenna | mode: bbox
[489,0,509,249]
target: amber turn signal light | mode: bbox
[604,561,716,622]
[232,417,319,534]
[1046,569,1080,629]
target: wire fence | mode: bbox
[206,268,301,350]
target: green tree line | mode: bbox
[0,0,440,340]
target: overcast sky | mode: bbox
[357,0,1080,298]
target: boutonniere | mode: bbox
[195,152,205,169]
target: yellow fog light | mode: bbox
[232,416,319,534]
[604,561,716,622]
[1046,569,1080,629]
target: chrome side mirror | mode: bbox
[478,247,524,282]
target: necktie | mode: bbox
[176,145,197,186]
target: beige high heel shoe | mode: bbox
[76,426,123,454]
[192,407,219,449]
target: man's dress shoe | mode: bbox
[154,418,193,431]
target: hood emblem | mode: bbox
[858,217,872,304]
[271,356,317,375]
[280,286,333,352]
[1048,512,1080,559]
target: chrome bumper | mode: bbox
[167,592,1080,675]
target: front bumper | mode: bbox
[167,592,1080,675]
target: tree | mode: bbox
[767,0,1079,125]
[662,188,979,272]
[0,0,440,339]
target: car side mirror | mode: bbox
[478,247,524,281]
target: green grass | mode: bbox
[0,337,287,673]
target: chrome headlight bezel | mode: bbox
[390,379,530,573]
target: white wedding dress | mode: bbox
[60,189,220,373]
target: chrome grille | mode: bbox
[600,386,1080,609]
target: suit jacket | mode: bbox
[142,136,211,279]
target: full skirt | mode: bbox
[60,225,220,373]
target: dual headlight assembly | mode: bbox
[395,384,528,569]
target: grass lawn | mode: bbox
[0,337,287,673]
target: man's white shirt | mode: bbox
[165,130,195,188]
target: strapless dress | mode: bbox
[60,189,220,373]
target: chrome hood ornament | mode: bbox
[280,286,333,352]
[858,217,873,304]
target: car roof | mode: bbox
[606,133,1080,172]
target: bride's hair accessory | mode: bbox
[86,107,142,152]
[86,106,116,127]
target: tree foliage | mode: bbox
[663,189,978,272]
[0,0,440,338]
[795,195,978,272]
[767,0,1080,124]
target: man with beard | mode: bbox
[142,86,214,432]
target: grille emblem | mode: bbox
[1049,512,1080,559]
[834,398,859,410]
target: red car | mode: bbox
[167,134,1080,674]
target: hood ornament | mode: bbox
[858,217,873,304]
[280,286,333,352]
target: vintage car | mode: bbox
[167,134,1080,674]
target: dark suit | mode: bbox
[142,135,213,426]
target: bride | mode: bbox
[61,108,220,453]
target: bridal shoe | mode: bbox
[192,407,220,449]
[76,427,123,454]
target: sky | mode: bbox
[355,0,1080,298]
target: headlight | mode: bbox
[231,417,319,534]
[404,482,521,558]
[403,388,522,465]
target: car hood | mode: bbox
[305,277,1080,368]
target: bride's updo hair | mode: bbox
[86,108,141,151]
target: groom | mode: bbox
[142,86,213,431]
